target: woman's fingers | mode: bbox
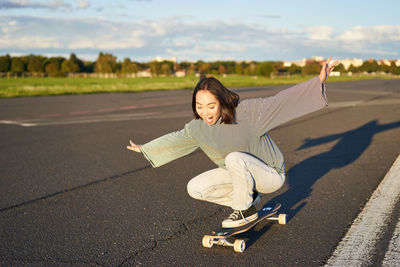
[320,57,340,82]
[127,140,141,152]
[326,56,332,65]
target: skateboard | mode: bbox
[202,203,286,253]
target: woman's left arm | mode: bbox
[248,56,338,134]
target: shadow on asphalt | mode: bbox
[233,220,276,250]
[270,119,400,220]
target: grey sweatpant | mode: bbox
[187,152,285,210]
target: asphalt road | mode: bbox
[1,78,399,266]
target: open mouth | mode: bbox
[204,116,214,124]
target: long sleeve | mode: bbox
[140,123,199,168]
[242,76,327,136]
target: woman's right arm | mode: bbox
[127,124,199,168]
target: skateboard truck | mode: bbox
[202,235,247,253]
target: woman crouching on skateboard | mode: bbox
[127,57,338,228]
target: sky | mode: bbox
[0,0,399,62]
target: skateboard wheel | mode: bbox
[202,235,213,248]
[278,214,287,225]
[233,239,245,253]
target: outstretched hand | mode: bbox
[320,56,339,83]
[127,140,142,153]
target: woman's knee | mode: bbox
[187,179,201,199]
[258,173,285,194]
[187,168,231,200]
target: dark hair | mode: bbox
[192,77,239,124]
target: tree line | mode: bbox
[1,53,399,77]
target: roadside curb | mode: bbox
[325,153,400,266]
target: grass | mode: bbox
[0,74,397,98]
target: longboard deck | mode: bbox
[211,203,281,238]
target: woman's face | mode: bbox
[195,90,221,125]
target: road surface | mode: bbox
[1,78,399,266]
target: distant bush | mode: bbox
[1,53,399,77]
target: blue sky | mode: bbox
[0,0,399,62]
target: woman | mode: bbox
[127,57,338,228]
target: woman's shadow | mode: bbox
[243,119,400,248]
[269,119,400,218]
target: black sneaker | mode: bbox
[222,205,258,228]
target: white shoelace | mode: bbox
[228,210,244,220]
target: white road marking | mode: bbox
[0,111,190,127]
[333,88,392,96]
[70,110,90,115]
[327,99,400,108]
[325,154,400,267]
[327,101,364,108]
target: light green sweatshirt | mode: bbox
[140,76,327,174]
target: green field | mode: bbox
[0,74,396,98]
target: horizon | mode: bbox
[1,53,396,65]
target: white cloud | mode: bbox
[0,15,398,61]
[339,25,400,42]
[260,14,281,19]
[0,0,41,9]
[307,26,333,41]
[335,25,400,56]
[77,0,89,9]
[1,19,19,33]
[0,35,62,49]
[0,0,71,10]
[50,0,70,9]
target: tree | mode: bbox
[235,62,244,75]
[161,63,172,76]
[208,61,219,75]
[11,57,25,73]
[390,62,400,75]
[94,52,117,73]
[243,62,256,75]
[148,61,161,76]
[348,64,359,73]
[61,53,83,73]
[44,57,65,77]
[196,61,210,75]
[45,63,60,77]
[121,58,139,74]
[334,63,346,74]
[179,61,195,75]
[0,54,11,72]
[27,55,44,73]
[302,61,320,75]
[83,61,95,73]
[272,61,287,75]
[380,63,391,73]
[286,64,302,75]
[359,60,380,73]
[256,61,274,77]
[218,64,226,75]
[224,61,236,74]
